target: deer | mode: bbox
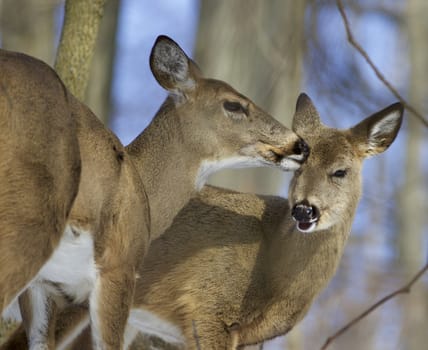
[0,50,81,316]
[0,48,150,350]
[28,93,403,350]
[1,35,307,350]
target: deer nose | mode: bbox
[291,201,319,223]
[292,138,310,163]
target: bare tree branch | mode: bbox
[336,0,428,128]
[320,261,428,350]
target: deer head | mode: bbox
[147,36,309,190]
[289,93,403,233]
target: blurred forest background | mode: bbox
[0,0,427,349]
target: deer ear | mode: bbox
[351,102,403,157]
[292,93,322,134]
[150,35,201,98]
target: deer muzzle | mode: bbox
[293,138,310,161]
[291,201,320,233]
[256,138,309,170]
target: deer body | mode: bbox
[43,94,402,350]
[0,50,81,314]
[124,95,402,349]
[127,184,352,348]
[7,65,149,350]
[1,36,306,350]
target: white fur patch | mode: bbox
[123,323,139,349]
[195,152,302,190]
[2,225,97,325]
[195,156,270,190]
[89,276,103,349]
[371,110,401,136]
[280,157,302,171]
[2,297,22,322]
[29,343,49,350]
[368,110,401,151]
[127,308,185,346]
[38,225,97,303]
[26,283,50,349]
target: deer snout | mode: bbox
[291,138,310,163]
[272,138,309,171]
[292,202,319,222]
[291,201,320,233]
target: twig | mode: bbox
[336,0,428,128]
[192,320,201,350]
[320,261,428,350]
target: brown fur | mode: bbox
[128,96,402,349]
[11,51,149,350]
[0,50,81,312]
[43,94,402,349]
[0,36,305,350]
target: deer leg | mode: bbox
[55,304,90,350]
[89,266,135,350]
[0,155,78,314]
[0,218,63,314]
[19,283,57,350]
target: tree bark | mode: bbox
[195,0,307,195]
[85,0,120,124]
[0,0,58,64]
[398,0,428,267]
[55,0,107,101]
[397,0,428,349]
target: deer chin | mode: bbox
[279,157,302,171]
[294,219,318,233]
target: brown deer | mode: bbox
[34,93,403,349]
[1,48,149,350]
[0,50,81,315]
[1,36,307,350]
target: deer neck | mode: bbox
[126,101,207,239]
[265,206,357,299]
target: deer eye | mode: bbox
[223,101,248,115]
[332,169,347,178]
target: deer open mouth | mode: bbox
[294,218,318,233]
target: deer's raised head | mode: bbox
[289,93,403,233]
[149,36,308,188]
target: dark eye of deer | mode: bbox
[223,101,246,114]
[332,169,347,178]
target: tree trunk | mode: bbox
[0,0,58,64]
[55,0,107,101]
[85,0,120,124]
[397,0,428,348]
[195,0,307,195]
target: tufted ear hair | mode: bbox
[350,102,403,157]
[292,93,322,135]
[150,35,201,99]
